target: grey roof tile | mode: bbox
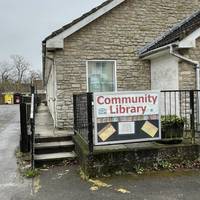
[43,0,114,43]
[139,10,200,56]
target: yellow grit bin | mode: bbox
[4,93,14,104]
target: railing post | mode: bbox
[73,94,77,134]
[190,90,195,144]
[87,92,93,154]
[20,101,30,152]
[30,85,35,169]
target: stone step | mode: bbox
[34,141,75,154]
[34,151,76,161]
[35,135,73,143]
[35,141,74,148]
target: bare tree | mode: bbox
[29,69,42,80]
[10,55,30,83]
[22,69,42,84]
[0,61,14,82]
[0,55,41,93]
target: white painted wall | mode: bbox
[46,62,57,126]
[151,53,180,115]
[151,53,179,90]
[179,27,200,48]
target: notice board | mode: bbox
[93,91,161,145]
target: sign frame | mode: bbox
[93,91,161,146]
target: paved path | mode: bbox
[0,105,31,200]
[31,165,200,200]
[35,104,72,138]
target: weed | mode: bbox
[158,160,173,170]
[23,168,39,178]
[134,164,144,175]
[79,168,89,181]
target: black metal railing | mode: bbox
[19,85,37,169]
[161,90,200,142]
[73,90,200,152]
[19,95,32,153]
[20,98,30,153]
[73,93,93,153]
[30,85,36,169]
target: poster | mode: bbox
[93,91,161,145]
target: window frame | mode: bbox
[86,60,117,92]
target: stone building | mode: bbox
[42,0,200,129]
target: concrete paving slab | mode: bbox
[35,104,73,138]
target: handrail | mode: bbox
[30,88,35,170]
[30,93,34,119]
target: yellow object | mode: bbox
[116,188,131,194]
[141,121,158,137]
[4,93,14,104]
[98,123,116,141]
[89,179,112,188]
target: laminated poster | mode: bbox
[98,123,116,141]
[141,121,158,137]
[118,122,135,135]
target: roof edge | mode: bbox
[139,10,200,56]
[43,0,125,47]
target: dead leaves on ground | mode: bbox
[116,188,131,194]
[89,179,130,194]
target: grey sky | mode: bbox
[0,0,105,70]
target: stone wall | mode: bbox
[53,0,200,128]
[179,37,200,90]
[73,134,200,177]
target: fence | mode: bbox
[73,93,93,153]
[161,90,200,142]
[19,96,31,153]
[73,90,200,153]
[19,85,37,169]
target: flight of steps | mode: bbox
[34,134,76,166]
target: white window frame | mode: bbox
[86,60,117,92]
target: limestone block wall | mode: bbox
[53,0,200,128]
[179,38,200,90]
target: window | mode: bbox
[87,60,116,92]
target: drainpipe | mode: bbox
[170,45,200,133]
[196,64,200,90]
[170,45,199,90]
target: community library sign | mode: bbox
[93,91,161,145]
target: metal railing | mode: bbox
[19,97,31,153]
[73,93,93,153]
[30,86,36,169]
[73,90,200,153]
[161,90,200,143]
[19,85,38,169]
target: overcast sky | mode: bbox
[0,0,105,70]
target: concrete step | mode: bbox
[34,141,75,154]
[35,135,73,143]
[35,141,74,148]
[34,151,76,161]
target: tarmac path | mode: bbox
[0,105,31,200]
